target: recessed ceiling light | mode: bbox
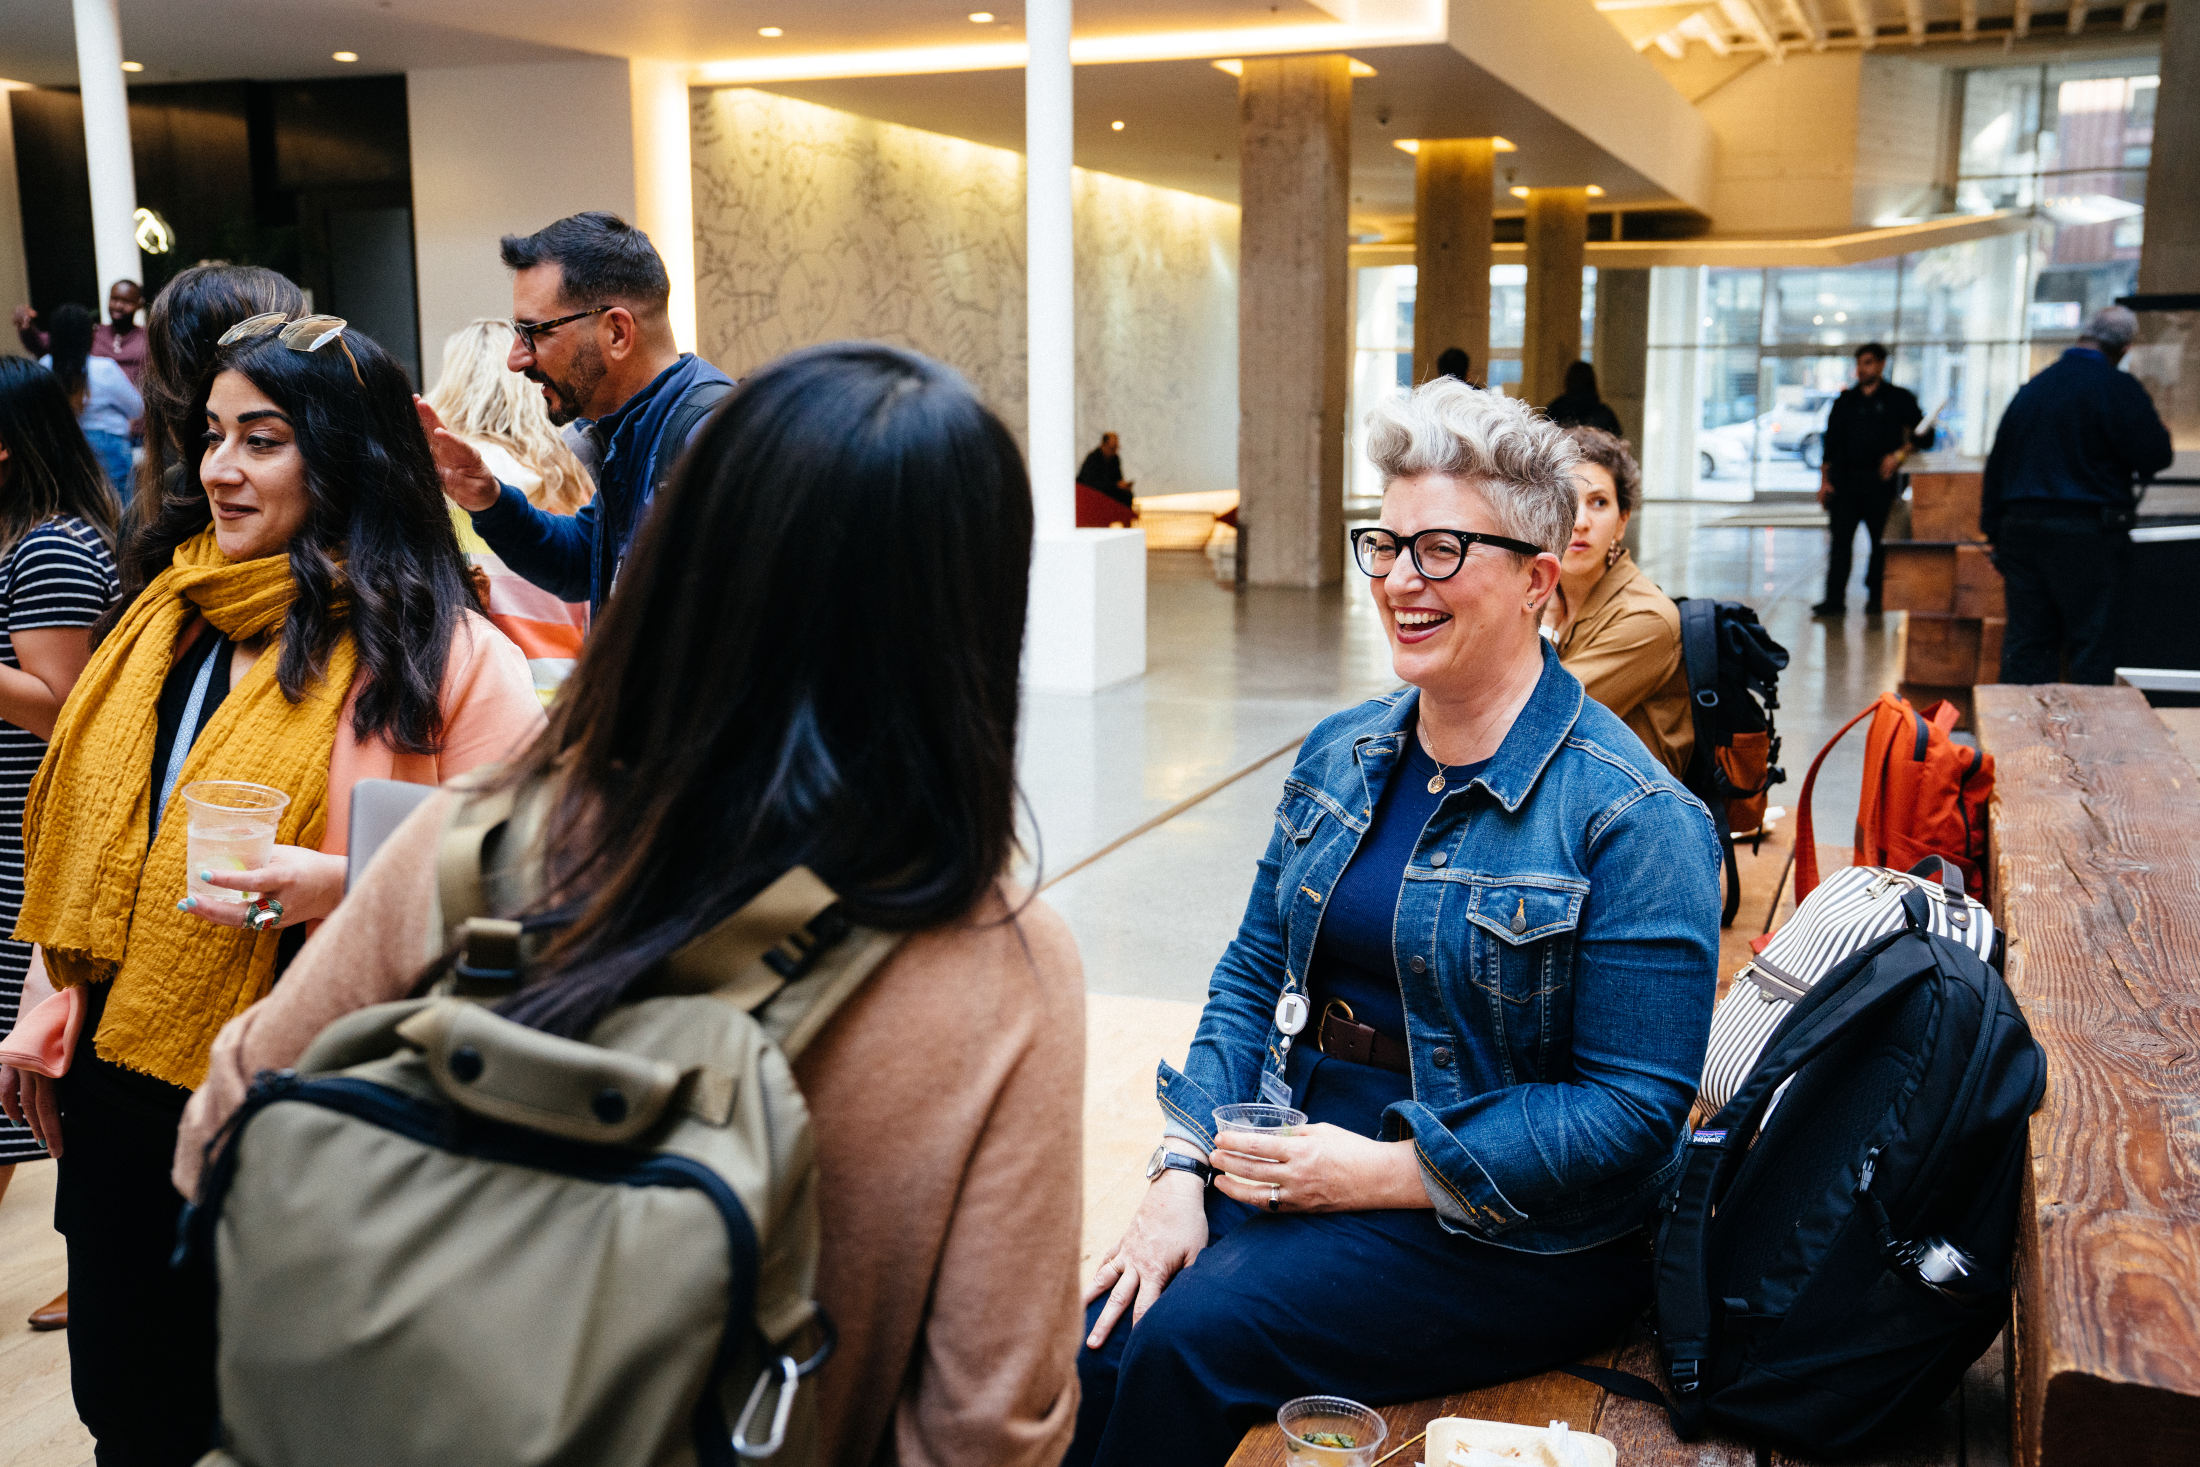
[1510,185,1530,198]
[1111,120,1125,131]
[120,60,144,72]
[1586,184,1606,197]
[332,51,359,63]
[969,10,996,20]
[758,26,784,38]
[1395,137,1518,156]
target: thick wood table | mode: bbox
[1974,684,2200,1467]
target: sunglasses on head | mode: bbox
[217,312,365,386]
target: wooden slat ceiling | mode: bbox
[1594,0,2162,58]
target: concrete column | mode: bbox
[70,0,141,295]
[1023,0,1145,691]
[1238,53,1351,588]
[630,61,697,354]
[0,86,33,319]
[2138,0,2200,293]
[1412,139,1495,386]
[1593,266,1651,555]
[1521,186,1590,408]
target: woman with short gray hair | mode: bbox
[1069,379,1722,1467]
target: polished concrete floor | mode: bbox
[1026,502,1905,1003]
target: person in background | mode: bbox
[1071,381,1719,1467]
[1544,360,1622,438]
[1078,431,1134,508]
[1436,346,1475,387]
[42,304,142,501]
[15,280,148,388]
[420,211,733,619]
[1813,343,1931,618]
[1543,427,1692,780]
[0,317,540,1464]
[136,265,307,513]
[175,343,1085,1467]
[1982,305,2174,684]
[425,318,596,702]
[0,359,122,1329]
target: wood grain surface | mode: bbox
[1975,684,2200,1467]
[1907,473,1986,543]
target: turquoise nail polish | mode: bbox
[177,896,194,911]
[199,869,213,882]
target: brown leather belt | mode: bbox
[1317,1001,1411,1075]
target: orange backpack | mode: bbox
[1794,693,1994,904]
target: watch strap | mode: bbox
[1154,1149,1213,1186]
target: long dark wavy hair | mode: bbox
[139,264,305,510]
[495,343,1034,1037]
[0,357,123,561]
[108,324,478,755]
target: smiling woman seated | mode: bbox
[1067,381,1722,1467]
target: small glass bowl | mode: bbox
[1278,1395,1387,1467]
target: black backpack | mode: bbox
[1643,878,2045,1455]
[1675,599,1790,925]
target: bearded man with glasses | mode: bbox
[415,211,733,618]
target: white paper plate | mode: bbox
[1423,1416,1618,1467]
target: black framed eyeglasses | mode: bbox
[1350,526,1545,580]
[510,305,610,351]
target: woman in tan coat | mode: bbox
[174,343,1086,1466]
[1543,427,1694,779]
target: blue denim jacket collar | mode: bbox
[1348,642,1586,816]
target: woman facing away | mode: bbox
[0,315,542,1466]
[0,358,122,1209]
[135,264,306,513]
[173,343,1087,1465]
[423,317,596,703]
[1542,427,1694,781]
[43,302,143,500]
[1071,380,1721,1467]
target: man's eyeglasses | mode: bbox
[1350,526,1544,581]
[217,311,364,386]
[510,306,610,352]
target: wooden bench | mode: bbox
[1975,684,2200,1467]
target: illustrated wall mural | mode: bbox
[691,86,1239,498]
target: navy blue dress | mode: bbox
[1070,731,1649,1467]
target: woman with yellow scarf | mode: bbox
[0,315,543,1464]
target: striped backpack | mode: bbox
[1699,856,2001,1115]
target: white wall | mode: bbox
[0,83,34,345]
[407,58,638,381]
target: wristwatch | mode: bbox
[1145,1144,1214,1187]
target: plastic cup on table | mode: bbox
[1212,1101,1307,1165]
[1278,1395,1387,1467]
[180,780,290,908]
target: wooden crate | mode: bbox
[1953,543,2006,619]
[1900,682,1975,729]
[1910,470,1987,542]
[1883,543,1957,614]
[1977,618,2006,683]
[1905,613,1984,687]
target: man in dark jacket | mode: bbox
[1982,306,2174,684]
[1078,432,1134,508]
[1814,342,1931,617]
[419,211,733,617]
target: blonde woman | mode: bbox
[424,319,594,701]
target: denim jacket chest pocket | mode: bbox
[1459,877,1588,1083]
[1273,780,1359,909]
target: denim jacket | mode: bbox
[1158,643,1721,1253]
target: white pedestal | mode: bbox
[1025,528,1146,694]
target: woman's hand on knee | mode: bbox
[1211,1123,1426,1213]
[1082,1168,1209,1349]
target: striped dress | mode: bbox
[0,518,118,1163]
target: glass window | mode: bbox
[1762,262,1900,349]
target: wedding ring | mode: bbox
[1267,1183,1282,1213]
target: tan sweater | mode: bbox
[174,793,1086,1467]
[1553,550,1695,780]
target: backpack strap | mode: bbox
[653,379,734,491]
[435,785,526,988]
[1792,700,1881,903]
[1677,598,1724,768]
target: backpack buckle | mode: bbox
[1668,1357,1702,1394]
[454,917,524,984]
[762,906,852,981]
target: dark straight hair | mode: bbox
[499,211,670,313]
[109,324,478,754]
[496,342,1034,1037]
[139,264,306,508]
[0,357,124,560]
[46,303,95,399]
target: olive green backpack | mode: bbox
[183,782,900,1467]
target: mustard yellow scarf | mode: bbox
[17,531,357,1090]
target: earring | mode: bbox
[1605,541,1623,568]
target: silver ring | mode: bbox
[1267,1183,1282,1213]
[247,897,284,932]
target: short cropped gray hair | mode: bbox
[2082,305,2138,348]
[1362,379,1580,555]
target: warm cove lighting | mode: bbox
[1510,184,1606,198]
[332,51,358,63]
[1393,137,1516,155]
[692,9,1446,85]
[1213,56,1378,78]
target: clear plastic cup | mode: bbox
[1212,1102,1307,1164]
[1278,1395,1387,1467]
[181,780,290,907]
